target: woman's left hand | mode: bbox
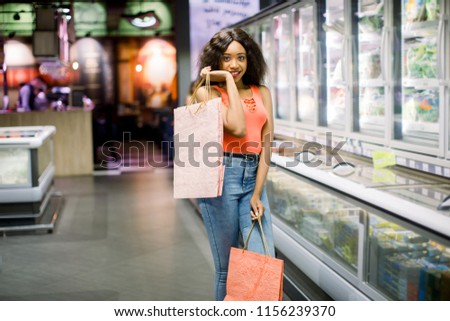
[250,195,265,221]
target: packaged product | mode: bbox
[401,260,422,300]
[334,218,358,266]
[359,15,383,33]
[405,39,437,79]
[360,87,385,117]
[404,0,427,22]
[300,216,326,246]
[423,269,442,300]
[426,245,441,257]
[404,89,439,123]
[425,0,439,21]
[359,50,381,79]
[359,0,384,14]
[417,90,439,122]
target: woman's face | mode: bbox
[220,40,247,85]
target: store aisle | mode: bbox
[0,168,214,300]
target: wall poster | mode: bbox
[189,0,260,80]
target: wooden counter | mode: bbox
[0,109,93,176]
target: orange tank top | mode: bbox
[213,85,267,154]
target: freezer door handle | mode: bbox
[437,17,445,80]
[341,36,347,83]
[380,27,388,82]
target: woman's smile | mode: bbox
[230,71,241,78]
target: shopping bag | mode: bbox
[173,76,224,198]
[224,218,284,301]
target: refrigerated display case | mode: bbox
[267,151,450,300]
[231,0,450,162]
[228,0,450,300]
[236,0,450,169]
[0,126,61,232]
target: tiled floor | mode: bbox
[0,168,215,300]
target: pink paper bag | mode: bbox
[224,218,284,301]
[173,97,224,198]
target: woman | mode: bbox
[195,28,275,301]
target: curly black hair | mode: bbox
[197,28,267,86]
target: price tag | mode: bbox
[444,167,450,177]
[397,157,407,166]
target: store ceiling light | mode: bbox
[123,11,161,29]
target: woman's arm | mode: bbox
[195,67,246,137]
[250,85,274,220]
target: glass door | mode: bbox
[445,1,450,160]
[273,11,293,121]
[322,0,348,130]
[294,3,318,126]
[355,0,386,137]
[394,0,444,149]
[367,213,450,300]
[0,148,31,187]
[256,19,273,87]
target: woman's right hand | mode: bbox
[200,66,232,83]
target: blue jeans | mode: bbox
[198,155,275,301]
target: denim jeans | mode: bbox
[198,155,275,301]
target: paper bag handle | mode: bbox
[187,73,212,114]
[243,216,271,257]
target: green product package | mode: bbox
[372,150,396,169]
